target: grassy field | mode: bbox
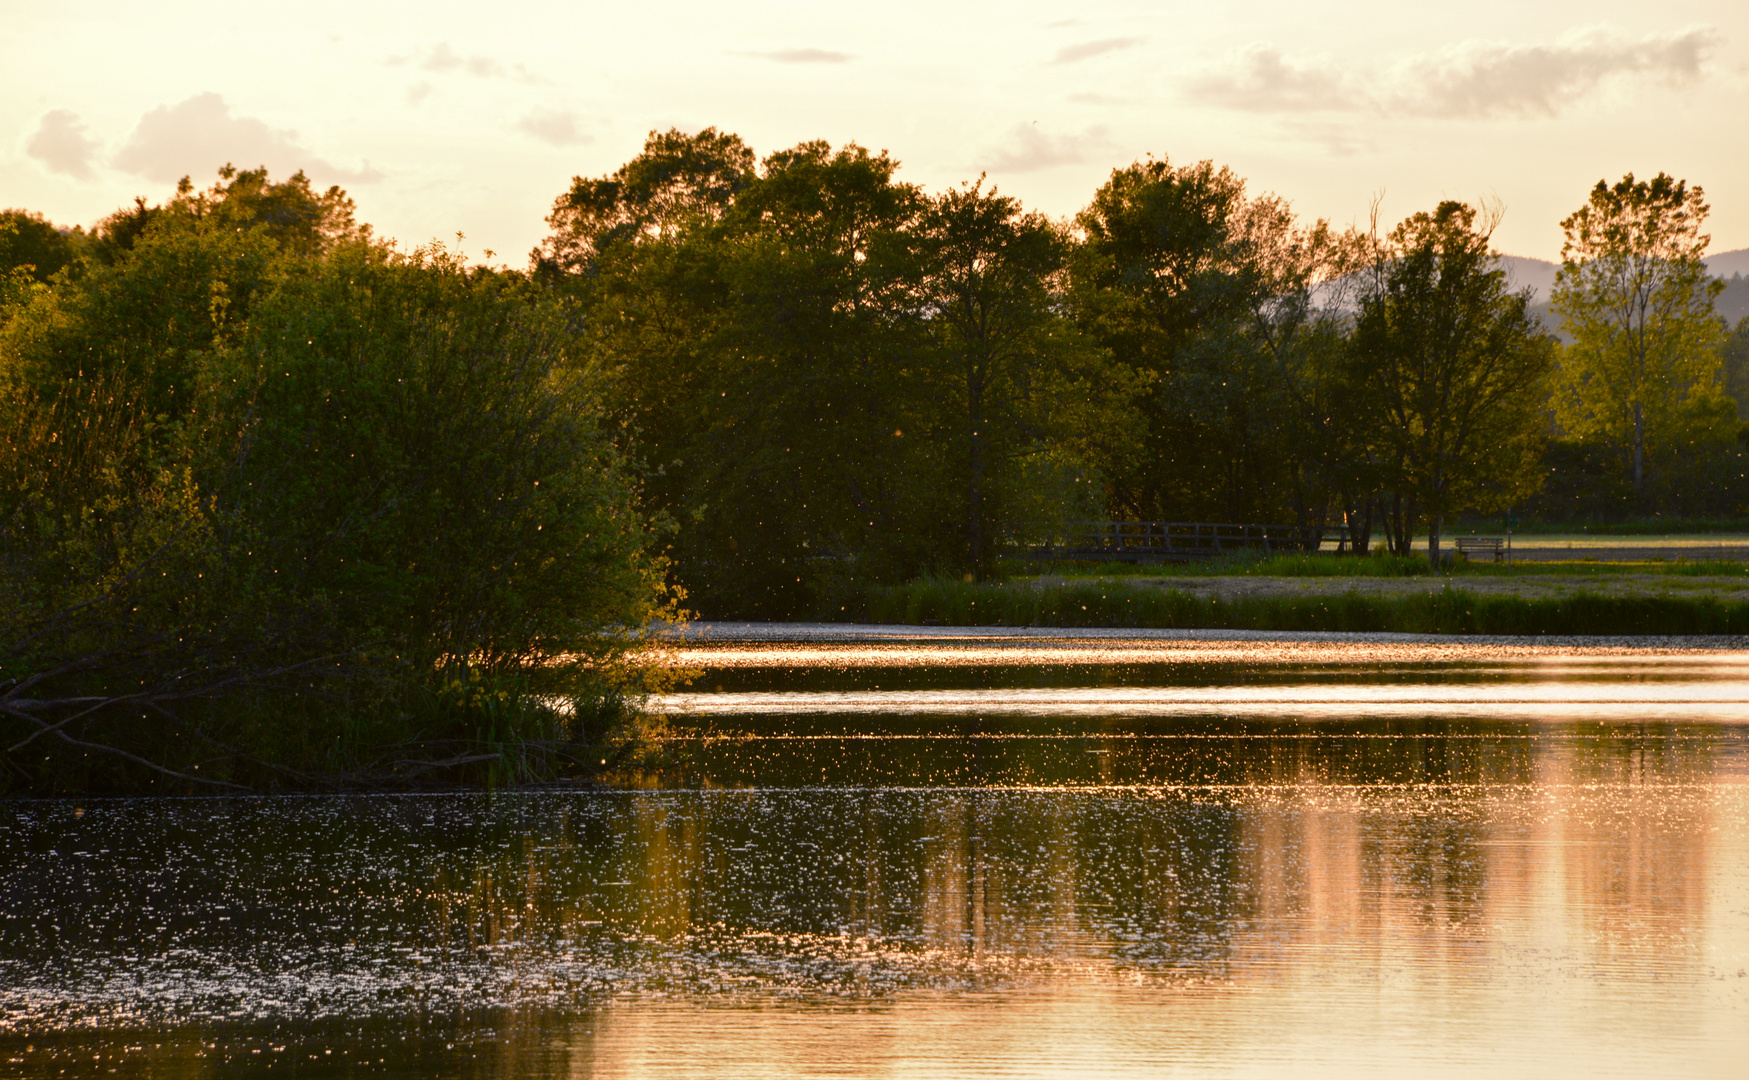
[868,577,1749,635]
[1000,550,1749,580]
[1467,519,1749,536]
[873,550,1749,635]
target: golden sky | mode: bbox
[5,0,1747,264]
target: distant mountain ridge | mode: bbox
[1502,248,1749,333]
[1499,255,1559,300]
[1705,248,1749,280]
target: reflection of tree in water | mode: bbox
[1513,731,1718,956]
[415,721,1722,990]
[0,755,1731,1074]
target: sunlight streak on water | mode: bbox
[658,681,1749,720]
[664,636,1749,670]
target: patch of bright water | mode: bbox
[3,638,1748,1077]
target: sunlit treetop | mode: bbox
[539,128,756,275]
[83,164,364,265]
[1560,172,1712,267]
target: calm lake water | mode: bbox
[5,627,1749,1078]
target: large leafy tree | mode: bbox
[1071,157,1253,519]
[543,132,932,614]
[1070,156,1364,528]
[919,180,1144,575]
[1347,201,1554,564]
[1549,173,1729,492]
[691,140,931,611]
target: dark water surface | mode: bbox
[5,632,1748,1077]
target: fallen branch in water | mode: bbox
[389,752,505,775]
[0,699,250,790]
[1,632,388,790]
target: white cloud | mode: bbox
[1396,27,1717,118]
[515,109,590,147]
[1189,46,1355,112]
[25,109,101,180]
[114,93,378,186]
[1066,91,1136,106]
[419,41,503,77]
[389,43,544,84]
[1053,37,1140,64]
[745,48,853,63]
[981,124,1112,173]
[1191,27,1719,119]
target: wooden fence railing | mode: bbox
[1018,521,1358,562]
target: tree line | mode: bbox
[2,136,1744,787]
[529,130,1742,611]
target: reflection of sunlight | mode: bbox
[659,681,1749,721]
[567,769,1743,1078]
[571,967,1740,1078]
[669,641,1749,670]
[7,646,1748,1078]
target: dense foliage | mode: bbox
[2,169,674,793]
[543,136,1373,614]
[540,134,1742,615]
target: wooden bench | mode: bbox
[1455,537,1505,563]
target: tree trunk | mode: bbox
[966,369,987,578]
[1386,493,1421,557]
[1292,491,1327,552]
[967,431,985,576]
[1341,495,1375,556]
[1631,402,1645,493]
[1310,498,1329,553]
[1427,515,1442,569]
